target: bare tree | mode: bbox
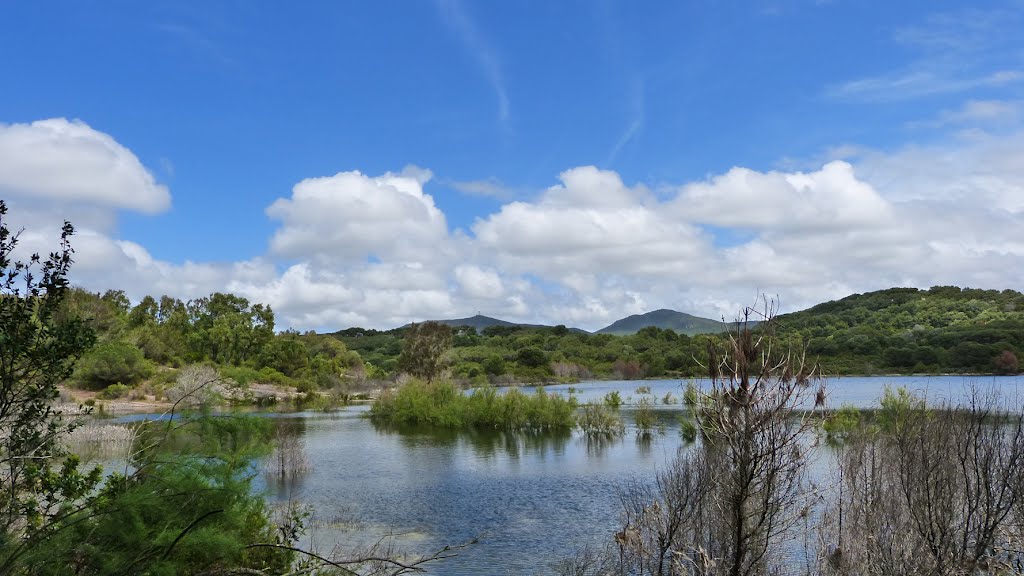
[821,387,1024,576]
[611,300,825,576]
[165,364,225,408]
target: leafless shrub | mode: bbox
[606,299,825,576]
[164,364,225,409]
[264,421,313,482]
[613,360,646,380]
[552,361,593,380]
[819,387,1024,576]
[65,423,133,461]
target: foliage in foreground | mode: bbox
[370,380,577,431]
[557,319,1024,576]
[16,415,294,575]
[0,201,101,572]
[0,202,466,575]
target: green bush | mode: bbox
[220,365,263,387]
[97,383,131,400]
[578,404,625,437]
[370,380,577,431]
[75,340,153,390]
[633,397,659,437]
[22,415,293,574]
[822,404,864,442]
[603,390,623,409]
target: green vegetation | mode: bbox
[50,283,1023,405]
[22,415,296,575]
[577,404,625,437]
[369,380,577,431]
[396,321,453,382]
[778,286,1024,374]
[632,396,659,437]
[603,390,623,409]
[0,204,292,575]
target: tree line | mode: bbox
[53,283,1021,406]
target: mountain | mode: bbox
[428,314,523,331]
[415,314,588,334]
[596,309,729,336]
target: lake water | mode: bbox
[257,374,1024,575]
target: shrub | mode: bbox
[370,380,577,431]
[822,404,863,442]
[165,365,225,409]
[578,404,625,437]
[603,390,623,409]
[633,397,659,437]
[97,383,131,400]
[75,341,152,390]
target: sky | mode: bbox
[1,0,1023,332]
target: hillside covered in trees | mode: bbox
[58,285,1021,406]
[777,286,1023,375]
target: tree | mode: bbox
[614,300,825,576]
[0,200,99,570]
[73,340,152,389]
[995,350,1019,375]
[397,321,453,382]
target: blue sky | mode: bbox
[1,1,1023,330]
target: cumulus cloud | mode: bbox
[474,166,710,282]
[9,112,1024,332]
[266,169,450,265]
[675,161,893,231]
[0,118,170,214]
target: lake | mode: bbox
[257,374,1024,575]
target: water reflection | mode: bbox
[371,420,573,460]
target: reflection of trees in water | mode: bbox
[580,434,622,458]
[265,418,312,495]
[371,421,572,459]
[633,434,653,456]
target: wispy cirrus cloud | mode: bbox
[446,177,516,200]
[157,23,234,66]
[607,78,645,164]
[827,6,1024,101]
[435,0,510,127]
[906,98,1022,129]
[828,69,1023,102]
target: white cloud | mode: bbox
[0,118,170,214]
[474,166,710,283]
[675,161,893,231]
[448,177,515,199]
[266,169,451,265]
[454,264,504,299]
[8,115,1024,332]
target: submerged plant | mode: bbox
[578,404,626,437]
[370,380,577,431]
[633,397,660,437]
[603,390,623,409]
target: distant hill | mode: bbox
[415,314,588,334]
[427,314,523,331]
[596,309,729,336]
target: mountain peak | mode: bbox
[596,309,725,336]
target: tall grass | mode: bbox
[370,380,577,431]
